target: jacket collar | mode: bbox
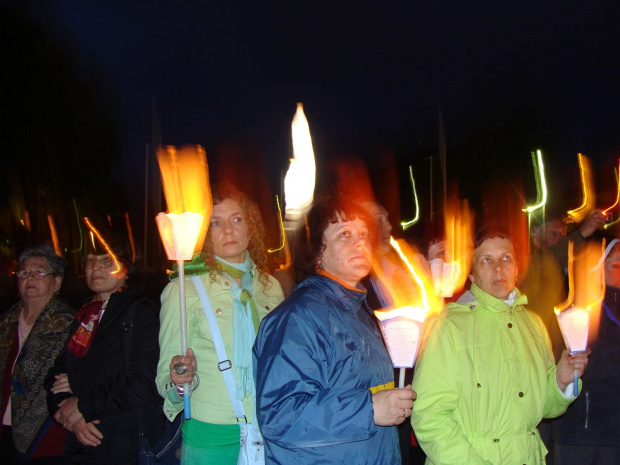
[305,272,367,309]
[457,283,528,312]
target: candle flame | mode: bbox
[284,103,316,220]
[440,198,474,297]
[555,240,604,348]
[566,153,595,223]
[156,145,212,254]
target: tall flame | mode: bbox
[603,159,620,227]
[555,240,604,345]
[567,153,595,223]
[156,145,212,254]
[284,103,316,220]
[439,198,474,296]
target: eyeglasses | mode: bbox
[15,270,58,280]
[84,257,114,269]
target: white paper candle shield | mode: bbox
[429,259,459,298]
[556,306,589,353]
[156,212,204,261]
[375,306,427,368]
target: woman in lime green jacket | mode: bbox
[411,226,589,465]
[156,186,284,464]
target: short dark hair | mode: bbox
[294,196,374,283]
[474,224,513,249]
[18,245,65,280]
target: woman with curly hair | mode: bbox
[156,185,284,465]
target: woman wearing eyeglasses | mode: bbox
[45,237,164,465]
[0,245,74,464]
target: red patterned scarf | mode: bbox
[67,287,127,357]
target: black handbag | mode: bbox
[138,411,182,465]
[121,300,183,465]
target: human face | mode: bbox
[209,198,250,263]
[17,257,61,304]
[85,254,127,301]
[605,249,620,289]
[542,221,567,248]
[320,217,372,288]
[368,204,392,254]
[428,240,447,261]
[469,237,518,300]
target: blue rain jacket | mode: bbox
[253,273,399,464]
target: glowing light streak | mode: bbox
[47,215,61,256]
[401,166,420,230]
[268,195,286,253]
[268,195,292,269]
[439,198,474,297]
[567,153,595,223]
[70,199,83,253]
[284,103,316,220]
[522,150,548,213]
[374,237,439,386]
[603,159,620,230]
[555,241,605,395]
[83,217,122,275]
[124,212,137,263]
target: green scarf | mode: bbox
[169,253,210,280]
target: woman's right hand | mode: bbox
[372,385,416,426]
[169,348,198,386]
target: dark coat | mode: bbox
[45,286,163,464]
[552,286,620,447]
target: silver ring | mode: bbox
[63,423,67,428]
[402,409,406,418]
[173,363,187,375]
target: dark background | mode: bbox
[1,1,619,302]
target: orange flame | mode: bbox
[83,217,122,275]
[124,212,137,263]
[440,198,474,297]
[602,158,620,217]
[47,214,61,256]
[555,240,604,343]
[157,145,212,254]
[567,153,596,223]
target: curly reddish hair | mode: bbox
[202,184,271,288]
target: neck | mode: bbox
[22,297,50,325]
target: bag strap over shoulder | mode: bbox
[190,276,247,422]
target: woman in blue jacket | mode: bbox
[253,196,415,465]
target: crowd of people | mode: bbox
[0,181,617,465]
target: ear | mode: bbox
[469,274,475,284]
[54,275,62,293]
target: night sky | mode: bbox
[3,1,620,239]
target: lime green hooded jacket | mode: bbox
[411,284,577,465]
